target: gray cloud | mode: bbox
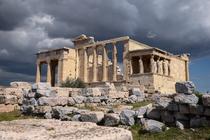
[0,68,34,85]
[0,0,31,30]
[0,0,210,85]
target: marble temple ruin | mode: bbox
[35,34,189,93]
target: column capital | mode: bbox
[36,60,41,65]
[111,42,117,46]
[100,43,106,47]
[92,45,97,49]
[139,56,142,59]
[46,58,51,64]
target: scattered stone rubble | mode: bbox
[0,82,29,112]
[1,81,210,134]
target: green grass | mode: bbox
[76,104,98,111]
[0,110,38,121]
[127,100,152,109]
[131,124,210,140]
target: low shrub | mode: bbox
[193,91,203,105]
[60,78,86,88]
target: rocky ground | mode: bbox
[1,81,210,140]
[0,119,132,140]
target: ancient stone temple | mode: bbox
[36,34,189,93]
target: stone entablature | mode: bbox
[35,34,189,93]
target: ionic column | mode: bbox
[92,46,98,82]
[75,49,79,79]
[46,59,51,85]
[123,41,129,81]
[83,48,88,83]
[139,56,144,74]
[130,59,133,75]
[186,60,189,80]
[57,59,63,86]
[36,62,41,83]
[102,45,108,82]
[112,42,117,81]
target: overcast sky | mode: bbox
[0,0,210,92]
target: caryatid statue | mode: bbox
[150,55,156,73]
[163,59,169,75]
[139,56,144,74]
[157,58,163,74]
[168,60,171,76]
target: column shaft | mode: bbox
[186,61,189,80]
[58,59,63,86]
[168,60,171,76]
[112,43,117,81]
[47,60,51,84]
[102,45,108,82]
[83,48,88,83]
[123,41,129,81]
[76,49,79,79]
[92,46,98,82]
[36,62,41,83]
[139,56,144,74]
[130,59,133,75]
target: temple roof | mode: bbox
[36,47,71,55]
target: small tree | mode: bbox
[60,78,86,88]
[193,90,203,105]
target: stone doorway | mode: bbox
[50,60,58,87]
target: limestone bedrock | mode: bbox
[0,119,132,140]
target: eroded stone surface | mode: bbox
[202,94,210,107]
[174,93,198,104]
[142,119,165,133]
[0,119,132,140]
[175,81,195,94]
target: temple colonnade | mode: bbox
[79,42,119,83]
[36,59,62,86]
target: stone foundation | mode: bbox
[1,81,210,132]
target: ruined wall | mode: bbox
[0,82,31,112]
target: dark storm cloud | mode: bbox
[0,0,31,30]
[39,0,139,38]
[0,59,35,76]
[0,0,210,85]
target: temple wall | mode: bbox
[130,74,177,94]
[170,57,188,81]
[61,48,76,82]
[78,49,85,81]
[129,74,154,89]
[153,74,176,94]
